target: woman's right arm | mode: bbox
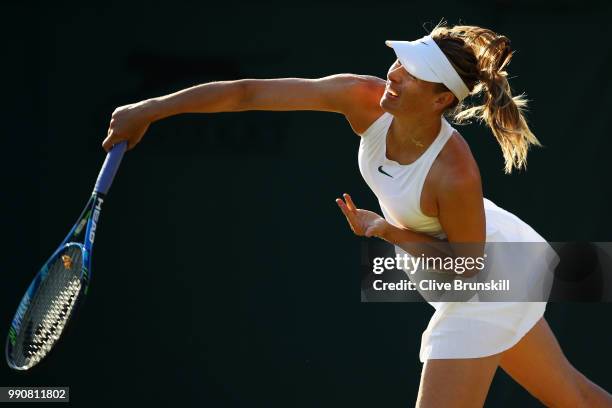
[103,74,385,151]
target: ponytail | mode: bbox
[430,23,541,174]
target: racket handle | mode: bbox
[93,141,128,195]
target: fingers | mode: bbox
[336,195,361,235]
[336,199,358,235]
[335,198,350,217]
[336,193,357,213]
[103,111,127,152]
[103,121,132,152]
[336,197,355,224]
[102,116,115,152]
[103,116,118,152]
[102,133,123,153]
[102,133,114,152]
[102,133,129,153]
[343,193,357,211]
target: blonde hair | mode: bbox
[429,22,541,174]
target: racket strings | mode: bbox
[9,246,83,369]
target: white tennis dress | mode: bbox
[358,111,556,362]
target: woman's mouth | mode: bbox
[385,88,399,98]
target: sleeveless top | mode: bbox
[358,111,455,240]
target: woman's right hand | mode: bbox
[102,100,155,152]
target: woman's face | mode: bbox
[380,59,448,116]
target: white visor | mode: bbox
[385,35,470,101]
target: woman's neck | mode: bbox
[389,113,442,150]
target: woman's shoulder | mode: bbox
[432,129,482,191]
[342,75,387,135]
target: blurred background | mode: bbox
[2,1,611,406]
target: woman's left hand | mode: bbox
[336,193,390,238]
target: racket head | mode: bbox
[6,242,90,370]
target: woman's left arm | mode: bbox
[336,194,450,260]
[434,165,486,276]
[436,163,486,244]
[336,165,486,276]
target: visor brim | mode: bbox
[385,40,441,83]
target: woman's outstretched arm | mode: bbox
[103,74,385,151]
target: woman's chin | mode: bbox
[380,96,399,113]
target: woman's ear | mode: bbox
[434,90,456,111]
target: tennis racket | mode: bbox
[6,141,128,370]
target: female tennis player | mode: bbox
[103,22,612,408]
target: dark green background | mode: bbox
[2,1,611,406]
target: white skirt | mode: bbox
[402,199,558,362]
[419,301,546,361]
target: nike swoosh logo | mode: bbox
[378,165,393,178]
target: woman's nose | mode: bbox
[387,66,402,82]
